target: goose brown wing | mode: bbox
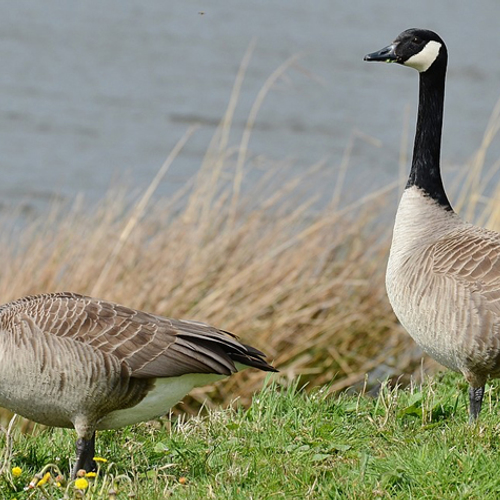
[0,292,275,378]
[429,226,500,315]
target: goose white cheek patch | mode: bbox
[404,41,442,72]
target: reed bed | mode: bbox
[0,149,406,412]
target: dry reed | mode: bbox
[0,137,409,425]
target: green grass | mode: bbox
[3,372,500,499]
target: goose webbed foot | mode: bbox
[468,386,485,423]
[72,432,97,479]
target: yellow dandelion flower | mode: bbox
[85,471,97,478]
[74,477,89,490]
[179,476,188,485]
[37,472,51,487]
[93,456,108,463]
[11,466,22,477]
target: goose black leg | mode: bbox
[469,386,485,423]
[72,432,97,478]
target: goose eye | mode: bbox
[413,37,422,44]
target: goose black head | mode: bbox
[364,29,447,73]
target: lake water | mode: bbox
[1,1,500,214]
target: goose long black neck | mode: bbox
[407,66,453,211]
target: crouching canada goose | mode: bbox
[365,29,500,421]
[0,292,276,477]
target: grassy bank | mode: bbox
[3,373,500,499]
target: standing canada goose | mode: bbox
[0,292,276,477]
[365,28,500,421]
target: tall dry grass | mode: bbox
[1,59,500,429]
[0,147,406,414]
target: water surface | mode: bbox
[1,1,500,213]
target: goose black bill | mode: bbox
[364,43,398,63]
